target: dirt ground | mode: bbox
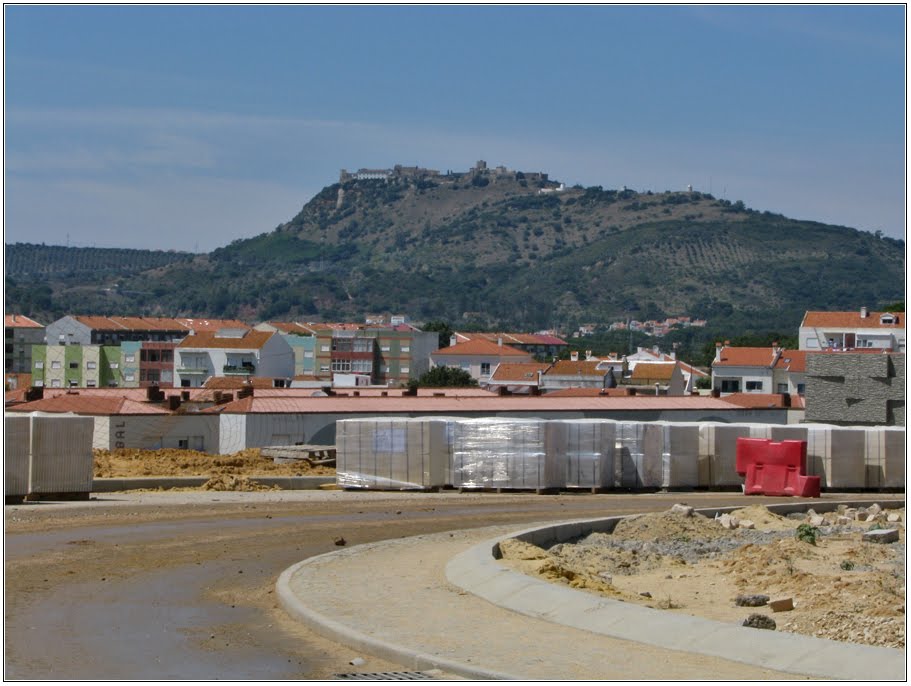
[499,503,905,650]
[93,448,336,488]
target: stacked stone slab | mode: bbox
[5,415,31,502]
[864,426,905,489]
[335,417,452,489]
[451,418,561,490]
[698,423,753,487]
[550,419,616,489]
[640,422,700,488]
[27,413,94,499]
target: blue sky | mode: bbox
[4,4,906,252]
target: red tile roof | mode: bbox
[802,311,903,328]
[774,350,809,373]
[458,332,568,346]
[4,315,43,328]
[72,316,190,332]
[265,321,313,335]
[5,394,170,415]
[178,330,274,350]
[723,393,805,410]
[203,376,282,389]
[547,360,606,376]
[176,318,250,332]
[433,338,530,358]
[713,347,778,367]
[629,362,677,381]
[202,394,744,414]
[489,362,551,383]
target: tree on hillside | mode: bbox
[421,320,455,349]
[412,366,478,388]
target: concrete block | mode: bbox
[862,528,899,544]
[615,422,647,488]
[699,423,753,487]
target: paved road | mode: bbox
[4,489,823,680]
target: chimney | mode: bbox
[168,395,181,411]
[181,390,190,401]
[714,342,723,362]
[860,306,869,319]
[449,335,457,347]
[781,393,791,408]
[497,337,502,347]
[585,350,592,360]
[570,351,579,362]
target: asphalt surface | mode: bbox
[5,489,904,681]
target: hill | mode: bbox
[4,165,905,343]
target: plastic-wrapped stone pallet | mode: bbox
[864,426,905,489]
[28,413,94,499]
[549,419,617,490]
[450,417,561,490]
[615,421,647,488]
[809,425,866,489]
[642,422,700,488]
[5,415,31,502]
[335,417,451,490]
[697,422,753,487]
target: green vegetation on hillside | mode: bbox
[4,169,905,349]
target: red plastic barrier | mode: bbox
[735,437,821,498]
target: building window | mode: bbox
[34,361,44,369]
[797,383,805,395]
[480,362,491,375]
[401,346,410,353]
[34,380,43,387]
[51,360,61,370]
[719,379,740,393]
[331,359,352,372]
[304,351,314,358]
[124,354,135,363]
[86,380,96,388]
[381,345,391,352]
[69,361,79,369]
[352,359,372,373]
[776,383,788,394]
[178,439,189,449]
[319,364,329,372]
[745,381,763,392]
[320,345,330,353]
[125,374,135,382]
[51,379,61,388]
[69,380,78,387]
[401,366,409,374]
[181,379,191,387]
[86,361,97,370]
[110,363,119,369]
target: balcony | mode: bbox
[176,366,209,375]
[223,363,255,375]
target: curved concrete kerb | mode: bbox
[445,499,906,682]
[276,540,521,681]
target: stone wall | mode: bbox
[805,353,905,426]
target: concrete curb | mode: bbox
[446,498,906,681]
[92,476,335,492]
[275,546,521,681]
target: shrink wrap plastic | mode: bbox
[551,419,617,489]
[697,423,752,487]
[647,422,700,488]
[335,417,453,489]
[615,421,647,488]
[28,413,94,495]
[864,426,905,489]
[451,418,560,489]
[5,415,30,498]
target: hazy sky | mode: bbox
[4,4,906,252]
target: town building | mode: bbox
[5,314,44,374]
[799,308,905,353]
[711,344,808,396]
[45,316,190,346]
[454,331,568,360]
[431,337,532,384]
[174,329,294,388]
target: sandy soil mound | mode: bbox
[93,448,335,478]
[201,474,277,492]
[500,504,905,649]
